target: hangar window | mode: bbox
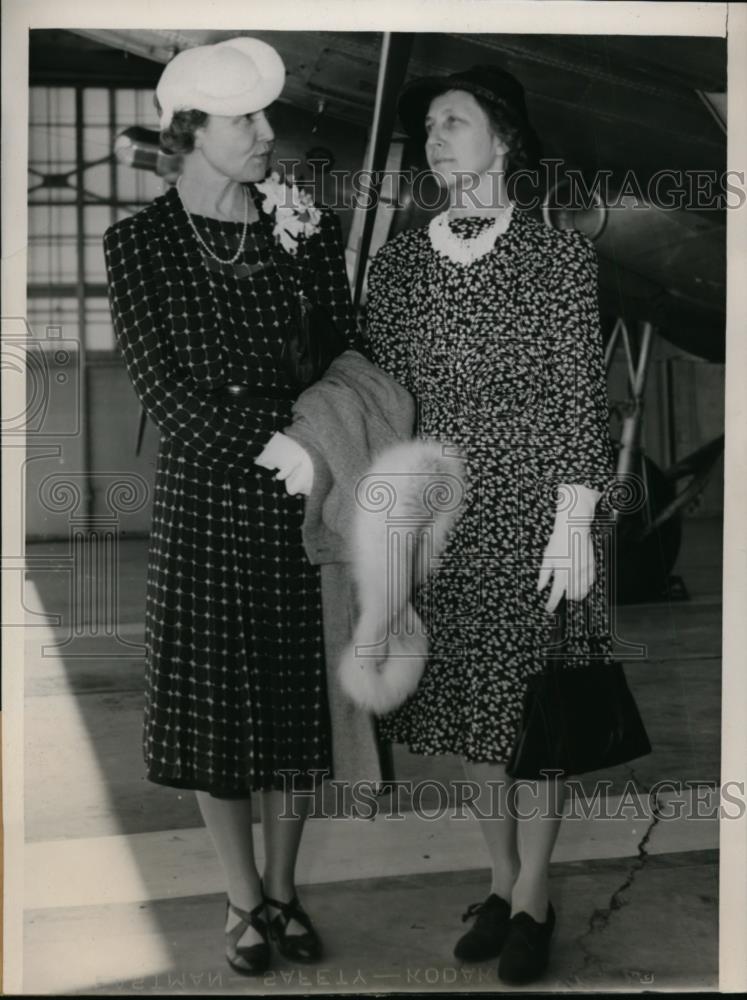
[27,85,164,352]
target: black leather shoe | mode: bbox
[263,890,323,964]
[453,893,512,962]
[498,902,556,985]
[225,899,271,976]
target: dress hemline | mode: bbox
[145,768,332,797]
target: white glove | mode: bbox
[537,484,601,612]
[254,432,314,497]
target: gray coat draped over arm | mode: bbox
[283,350,416,789]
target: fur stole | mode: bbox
[338,438,467,715]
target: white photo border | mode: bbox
[2,1,745,993]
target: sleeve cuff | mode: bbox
[555,482,603,520]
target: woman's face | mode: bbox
[424,89,508,190]
[192,109,275,182]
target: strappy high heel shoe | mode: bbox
[225,899,271,976]
[262,889,323,963]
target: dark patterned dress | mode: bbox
[104,184,356,793]
[365,209,616,763]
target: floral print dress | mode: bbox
[364,209,616,762]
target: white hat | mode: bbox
[156,36,285,131]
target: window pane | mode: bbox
[27,297,80,345]
[85,204,114,239]
[29,123,77,168]
[28,85,164,353]
[28,205,78,283]
[84,125,112,164]
[116,88,159,129]
[115,162,165,206]
[84,206,116,281]
[134,89,159,128]
[30,87,48,122]
[83,161,113,200]
[83,88,110,124]
[29,86,75,125]
[28,185,77,204]
[115,89,135,122]
[86,297,116,350]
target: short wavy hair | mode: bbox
[153,98,208,155]
[471,92,542,182]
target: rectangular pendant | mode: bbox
[204,257,268,280]
[234,261,267,279]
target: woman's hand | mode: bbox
[254,432,314,496]
[537,522,596,612]
[537,484,601,613]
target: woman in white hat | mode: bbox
[365,66,616,985]
[104,37,356,975]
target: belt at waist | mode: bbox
[211,383,297,401]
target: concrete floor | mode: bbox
[22,517,722,994]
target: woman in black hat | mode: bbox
[104,38,357,976]
[365,66,615,985]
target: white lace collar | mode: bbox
[428,204,515,266]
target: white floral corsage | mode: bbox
[255,171,322,256]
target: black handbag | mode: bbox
[506,598,652,780]
[279,294,350,391]
[270,240,353,391]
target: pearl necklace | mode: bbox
[428,204,514,266]
[175,178,250,266]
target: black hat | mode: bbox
[398,64,530,141]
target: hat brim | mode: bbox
[160,79,284,130]
[397,75,517,141]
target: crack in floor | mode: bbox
[561,768,664,989]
